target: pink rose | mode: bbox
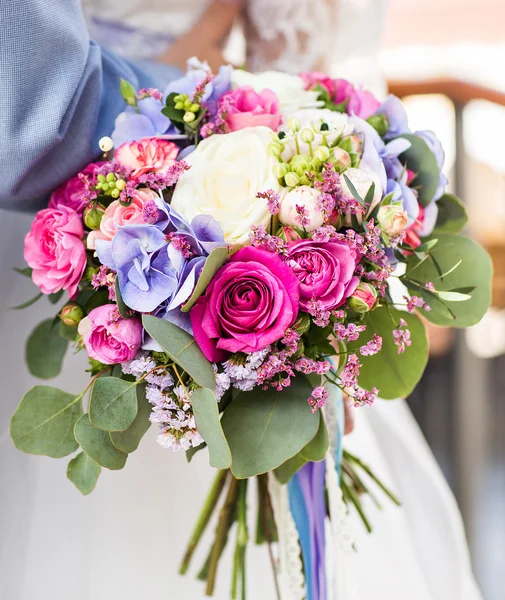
[287,239,359,311]
[24,206,87,298]
[48,162,103,214]
[87,188,159,249]
[301,72,339,100]
[348,283,377,313]
[220,86,282,132]
[347,87,381,119]
[191,246,300,362]
[115,138,178,177]
[79,304,142,365]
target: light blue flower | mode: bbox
[376,95,410,140]
[415,130,448,200]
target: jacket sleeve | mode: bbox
[0,0,182,211]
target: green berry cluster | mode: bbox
[268,118,363,188]
[173,94,201,124]
[95,172,127,199]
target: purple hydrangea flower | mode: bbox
[415,130,448,201]
[376,95,410,140]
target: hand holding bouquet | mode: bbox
[10,60,492,598]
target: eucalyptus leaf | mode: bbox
[433,193,468,233]
[25,319,68,379]
[274,414,329,484]
[115,279,135,319]
[180,247,229,313]
[404,233,492,327]
[221,377,320,479]
[67,452,101,495]
[11,292,43,310]
[110,384,152,453]
[142,316,216,390]
[346,306,429,399]
[397,133,441,206]
[436,290,471,302]
[10,386,83,458]
[74,414,127,470]
[48,290,64,304]
[191,388,231,469]
[59,322,78,342]
[13,266,33,278]
[186,442,207,463]
[89,377,138,432]
[343,175,365,206]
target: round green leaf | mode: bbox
[404,233,492,327]
[398,133,441,206]
[181,247,229,313]
[346,306,429,399]
[67,451,101,495]
[274,413,329,484]
[433,194,468,233]
[89,377,138,432]
[74,414,127,470]
[110,384,151,453]
[191,388,231,469]
[221,377,320,479]
[142,316,216,390]
[26,319,68,379]
[10,386,82,458]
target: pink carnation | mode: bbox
[115,138,179,177]
[87,188,159,249]
[190,246,300,362]
[79,304,142,365]
[48,162,103,214]
[220,86,282,132]
[24,206,86,298]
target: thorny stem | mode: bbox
[179,470,229,575]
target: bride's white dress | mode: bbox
[0,1,482,599]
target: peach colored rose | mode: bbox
[87,188,159,249]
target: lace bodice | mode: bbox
[83,0,389,93]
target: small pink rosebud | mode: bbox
[277,225,303,242]
[348,283,378,313]
[60,302,85,327]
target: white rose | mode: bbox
[171,127,281,246]
[279,186,325,232]
[340,166,383,218]
[230,70,320,116]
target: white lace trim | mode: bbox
[267,473,306,600]
[326,454,362,600]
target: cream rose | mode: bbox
[230,70,320,117]
[171,127,281,246]
[279,186,325,232]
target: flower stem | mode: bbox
[341,478,372,534]
[344,450,401,506]
[206,476,240,596]
[258,475,281,600]
[231,479,249,600]
[179,470,229,575]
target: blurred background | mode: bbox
[381,1,505,598]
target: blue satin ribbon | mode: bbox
[287,384,345,599]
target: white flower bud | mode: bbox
[315,146,330,162]
[278,186,325,232]
[300,128,315,143]
[285,172,300,187]
[99,136,114,152]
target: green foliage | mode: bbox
[10,386,82,458]
[274,414,329,484]
[161,93,186,132]
[85,289,110,314]
[115,279,135,319]
[67,452,101,495]
[13,266,33,278]
[59,321,78,342]
[11,292,43,310]
[89,377,138,432]
[181,247,229,313]
[120,79,137,108]
[186,442,207,463]
[74,414,128,470]
[142,316,216,389]
[25,319,68,379]
[48,290,64,304]
[346,306,429,399]
[110,384,152,453]
[220,377,320,479]
[404,233,492,327]
[398,133,441,206]
[433,193,468,234]
[191,388,231,469]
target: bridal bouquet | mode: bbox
[11,60,491,599]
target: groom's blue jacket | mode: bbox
[0,0,182,211]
